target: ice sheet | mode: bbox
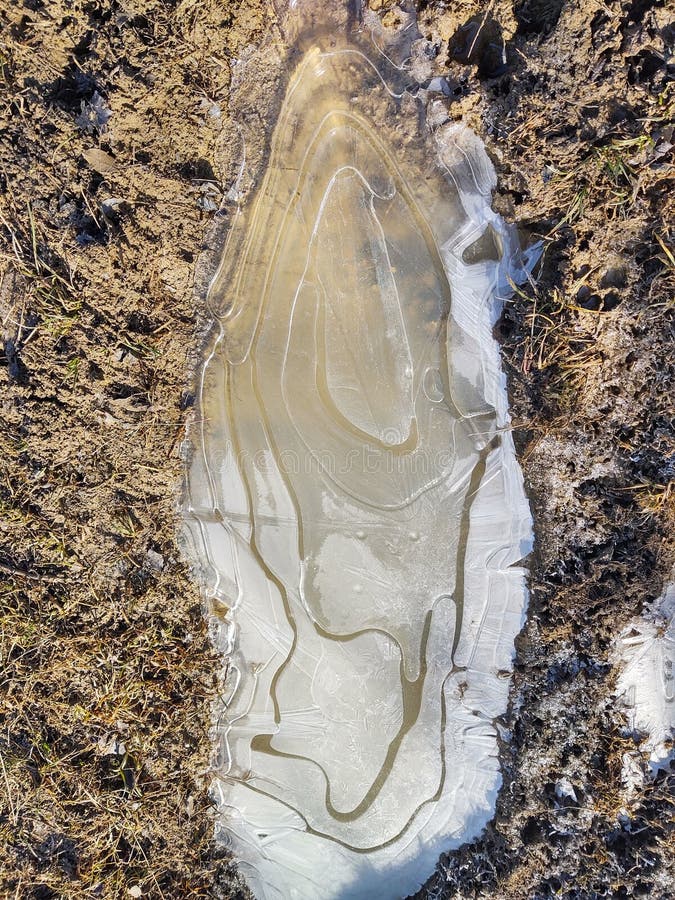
[184,7,536,898]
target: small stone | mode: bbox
[82,147,117,174]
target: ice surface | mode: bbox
[615,576,675,774]
[184,7,536,899]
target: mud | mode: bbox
[0,1,672,899]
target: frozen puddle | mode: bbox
[184,5,536,898]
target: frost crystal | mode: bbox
[184,13,536,899]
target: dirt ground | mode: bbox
[0,1,672,899]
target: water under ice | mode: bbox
[184,6,537,899]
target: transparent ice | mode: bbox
[184,5,537,898]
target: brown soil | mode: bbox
[0,1,672,899]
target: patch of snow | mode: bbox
[615,574,675,775]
